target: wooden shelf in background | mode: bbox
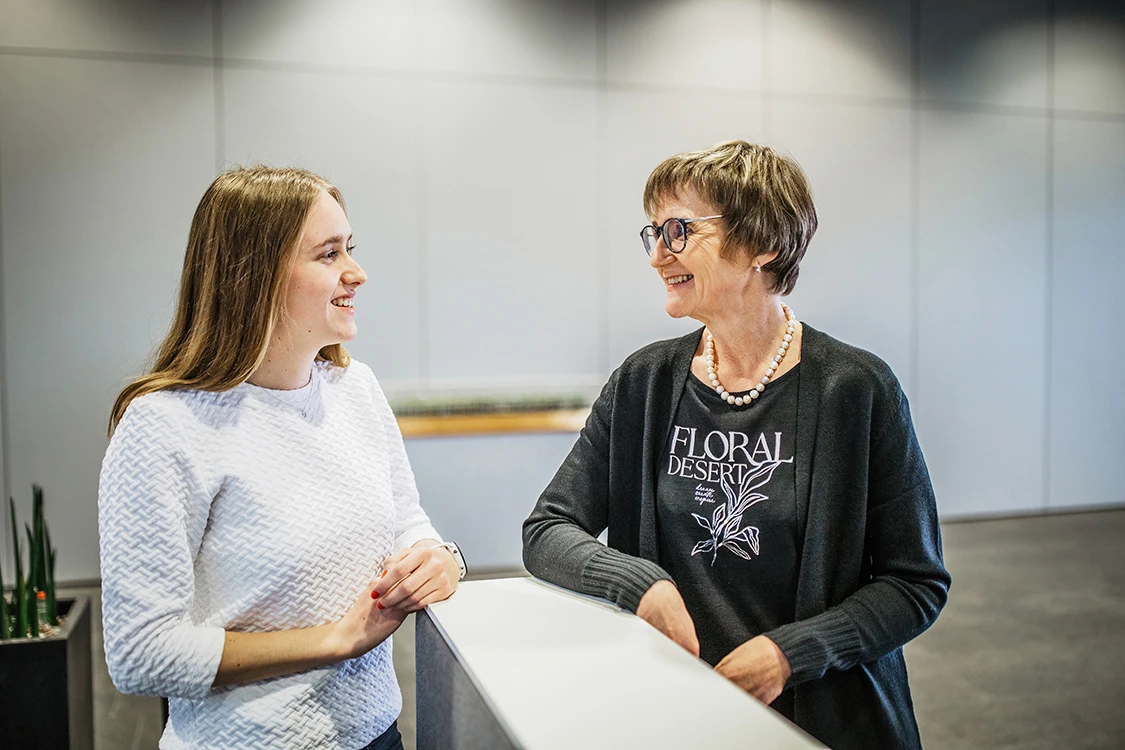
[397,408,589,438]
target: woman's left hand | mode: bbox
[714,635,792,705]
[371,541,460,613]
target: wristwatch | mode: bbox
[434,541,467,580]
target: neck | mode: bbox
[248,341,318,390]
[700,296,789,379]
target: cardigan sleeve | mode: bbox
[98,397,227,699]
[523,369,673,613]
[764,380,951,686]
[366,367,441,551]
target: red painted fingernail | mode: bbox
[376,602,384,610]
[381,570,387,578]
[371,590,379,599]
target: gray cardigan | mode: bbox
[522,324,950,750]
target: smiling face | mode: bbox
[648,189,757,323]
[279,189,367,353]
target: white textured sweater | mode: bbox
[99,360,440,750]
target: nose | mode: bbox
[344,253,368,287]
[648,235,674,269]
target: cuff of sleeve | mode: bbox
[395,525,442,552]
[581,547,672,613]
[764,608,863,687]
[193,626,228,698]
[109,624,226,700]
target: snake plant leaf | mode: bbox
[47,538,58,624]
[0,554,10,639]
[10,497,26,637]
[33,486,48,594]
[26,524,40,637]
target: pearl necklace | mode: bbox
[705,304,797,407]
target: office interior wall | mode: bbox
[0,0,1122,579]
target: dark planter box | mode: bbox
[0,596,94,750]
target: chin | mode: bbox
[665,302,692,319]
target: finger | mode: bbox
[396,579,445,613]
[372,549,428,599]
[379,558,442,609]
[381,548,411,571]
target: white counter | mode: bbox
[417,577,824,749]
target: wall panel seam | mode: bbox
[596,0,609,376]
[0,54,10,570]
[909,0,921,400]
[1043,0,1056,511]
[213,0,225,170]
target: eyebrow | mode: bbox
[312,233,354,250]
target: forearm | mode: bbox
[213,623,336,688]
[524,515,671,612]
[213,616,394,688]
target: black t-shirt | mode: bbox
[656,364,802,718]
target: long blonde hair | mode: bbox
[109,166,349,433]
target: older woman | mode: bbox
[523,140,949,750]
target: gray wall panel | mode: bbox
[0,0,213,57]
[1049,119,1125,509]
[0,55,215,580]
[405,433,577,572]
[1054,0,1125,114]
[917,111,1049,516]
[421,79,600,384]
[770,0,913,99]
[222,68,424,382]
[606,0,764,89]
[769,100,914,387]
[920,0,1050,108]
[221,0,418,69]
[421,0,598,81]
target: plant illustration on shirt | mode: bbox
[691,461,784,565]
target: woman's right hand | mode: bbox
[636,580,700,657]
[327,579,410,661]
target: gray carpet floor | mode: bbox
[73,508,1125,749]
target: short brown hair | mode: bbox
[110,166,349,432]
[643,140,817,295]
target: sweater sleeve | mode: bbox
[98,398,226,699]
[368,371,441,551]
[764,380,951,686]
[523,369,673,613]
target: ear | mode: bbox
[753,249,781,267]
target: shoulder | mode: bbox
[801,324,906,414]
[617,328,700,377]
[319,358,392,412]
[804,324,898,382]
[117,388,221,432]
[320,357,376,388]
[109,388,233,460]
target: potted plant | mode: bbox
[0,485,94,750]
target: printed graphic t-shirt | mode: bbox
[656,364,801,718]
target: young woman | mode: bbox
[99,166,463,750]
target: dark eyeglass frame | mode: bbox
[640,215,724,256]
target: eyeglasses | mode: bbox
[640,215,723,256]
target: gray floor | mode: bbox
[76,509,1125,749]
